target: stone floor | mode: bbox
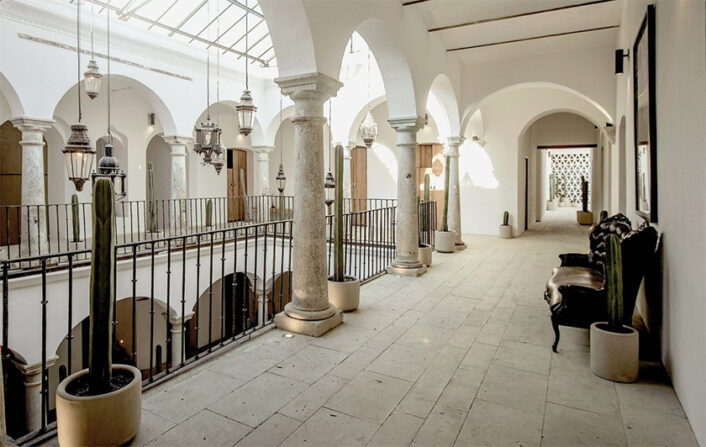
[56,209,701,446]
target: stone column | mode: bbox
[252,145,274,196]
[387,117,427,277]
[13,356,57,433]
[169,313,193,368]
[164,136,190,229]
[343,145,352,212]
[273,72,343,337]
[11,117,53,257]
[447,136,466,248]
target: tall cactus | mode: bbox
[421,173,430,237]
[239,168,249,221]
[549,173,557,200]
[333,144,345,282]
[88,179,116,394]
[71,193,81,242]
[147,161,157,233]
[441,156,450,232]
[600,210,609,222]
[581,175,589,212]
[606,234,624,332]
[205,199,213,227]
[502,211,509,226]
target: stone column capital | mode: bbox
[447,136,465,148]
[11,116,54,134]
[169,312,194,327]
[275,72,343,103]
[163,135,193,146]
[252,145,275,153]
[388,116,425,133]
[13,355,59,380]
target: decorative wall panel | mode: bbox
[550,151,591,204]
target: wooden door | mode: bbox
[416,143,445,225]
[350,146,367,225]
[227,149,248,221]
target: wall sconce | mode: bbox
[148,113,155,126]
[472,135,486,147]
[615,49,629,75]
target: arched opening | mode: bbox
[145,134,172,203]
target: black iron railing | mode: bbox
[418,201,437,247]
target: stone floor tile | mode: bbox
[541,402,627,447]
[493,339,551,375]
[367,343,437,382]
[146,409,251,447]
[311,323,377,354]
[396,324,455,351]
[128,410,176,446]
[621,404,699,447]
[235,413,302,447]
[143,370,246,424]
[416,309,469,329]
[281,408,378,447]
[547,366,619,416]
[476,364,548,414]
[269,345,348,384]
[280,374,348,421]
[615,379,686,418]
[459,342,497,371]
[393,310,426,329]
[364,323,407,350]
[455,399,542,447]
[448,324,480,349]
[325,370,413,424]
[208,372,309,427]
[368,411,424,447]
[329,346,384,380]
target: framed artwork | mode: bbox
[633,4,657,222]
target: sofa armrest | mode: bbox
[559,253,593,268]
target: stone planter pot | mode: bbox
[577,211,594,225]
[328,276,360,311]
[499,225,512,239]
[434,231,455,253]
[418,244,433,266]
[56,364,142,446]
[559,198,570,207]
[590,322,639,383]
[547,200,557,211]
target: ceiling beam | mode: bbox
[430,0,615,32]
[402,0,431,5]
[224,0,264,19]
[447,25,619,52]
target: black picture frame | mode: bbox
[633,4,657,222]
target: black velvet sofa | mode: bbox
[544,214,659,351]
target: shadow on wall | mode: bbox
[460,141,498,189]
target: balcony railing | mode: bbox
[0,198,434,444]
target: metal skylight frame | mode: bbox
[69,0,275,66]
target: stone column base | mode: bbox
[386,264,427,277]
[455,241,467,250]
[274,309,343,337]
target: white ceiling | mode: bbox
[403,0,620,65]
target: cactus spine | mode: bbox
[606,234,624,332]
[71,193,80,242]
[502,211,509,226]
[441,156,450,232]
[205,199,213,227]
[581,175,589,212]
[147,161,157,233]
[89,179,116,394]
[333,144,345,282]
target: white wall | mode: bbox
[613,1,706,444]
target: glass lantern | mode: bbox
[91,143,127,199]
[194,119,221,164]
[63,123,96,191]
[276,164,286,194]
[212,150,225,175]
[236,89,257,136]
[360,110,378,149]
[324,171,335,207]
[84,60,102,100]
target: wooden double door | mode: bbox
[227,149,248,222]
[350,146,367,225]
[416,143,445,225]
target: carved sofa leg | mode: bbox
[551,313,560,352]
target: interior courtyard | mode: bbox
[0,0,704,446]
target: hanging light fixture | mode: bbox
[212,151,225,174]
[324,100,335,207]
[236,1,257,136]
[84,3,102,99]
[211,7,225,175]
[193,27,222,165]
[276,94,286,194]
[91,4,126,199]
[64,0,96,192]
[359,47,378,149]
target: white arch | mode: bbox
[427,73,461,136]
[264,105,295,147]
[0,71,25,119]
[346,95,386,145]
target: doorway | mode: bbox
[350,145,367,225]
[524,157,529,231]
[227,149,248,221]
[416,143,445,225]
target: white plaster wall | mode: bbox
[145,136,172,202]
[613,1,706,444]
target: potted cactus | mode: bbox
[590,234,639,383]
[146,161,159,233]
[577,176,593,225]
[418,173,433,266]
[327,144,360,311]
[499,211,512,239]
[559,176,570,207]
[434,156,456,253]
[547,173,558,210]
[56,179,142,446]
[71,193,82,242]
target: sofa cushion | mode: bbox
[546,266,604,308]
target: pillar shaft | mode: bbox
[164,136,190,229]
[387,117,426,277]
[273,73,343,337]
[253,146,274,196]
[343,145,352,211]
[169,313,192,368]
[12,118,53,256]
[447,136,465,248]
[14,356,57,433]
